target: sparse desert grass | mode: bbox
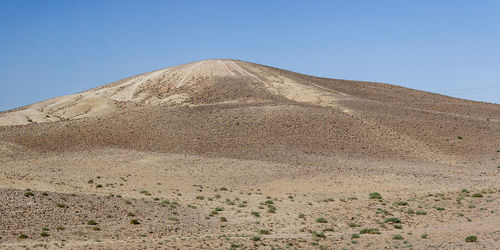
[259,229,270,235]
[131,219,140,224]
[416,210,427,215]
[393,234,404,240]
[18,234,28,239]
[465,235,477,242]
[312,231,326,238]
[87,220,98,225]
[472,193,483,198]
[351,233,360,239]
[168,217,178,221]
[348,222,360,227]
[360,228,380,234]
[251,211,260,217]
[40,232,49,237]
[316,217,327,223]
[369,192,382,199]
[384,217,401,223]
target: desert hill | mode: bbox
[0,59,499,163]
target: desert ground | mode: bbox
[0,59,499,249]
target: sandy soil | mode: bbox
[0,59,499,249]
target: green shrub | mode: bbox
[24,192,34,197]
[348,222,360,227]
[384,217,401,223]
[18,234,28,239]
[369,192,382,199]
[421,234,428,239]
[351,233,360,239]
[220,217,227,222]
[360,228,380,234]
[312,231,326,238]
[465,235,477,242]
[40,232,49,237]
[393,234,404,240]
[416,210,427,215]
[267,205,276,213]
[251,236,261,241]
[251,211,260,217]
[472,193,483,198]
[87,220,97,225]
[316,217,327,223]
[259,229,270,235]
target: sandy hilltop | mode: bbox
[0,59,499,249]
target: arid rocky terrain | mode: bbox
[0,59,499,249]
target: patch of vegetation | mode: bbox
[56,226,65,231]
[312,231,326,238]
[196,195,205,200]
[92,226,100,231]
[18,234,28,239]
[465,235,477,242]
[267,205,276,213]
[139,190,151,196]
[259,229,270,235]
[24,191,34,197]
[472,193,483,198]
[394,201,408,206]
[421,234,428,239]
[384,217,401,223]
[40,232,49,237]
[298,213,305,219]
[96,184,103,188]
[168,217,179,221]
[215,206,224,212]
[369,192,382,199]
[251,211,260,217]
[351,233,360,239]
[316,217,328,223]
[56,203,66,208]
[348,222,360,227]
[251,236,261,241]
[416,210,427,215]
[220,217,227,222]
[393,234,404,240]
[87,220,98,225]
[360,228,380,234]
[436,207,445,211]
[394,224,402,229]
[220,187,228,191]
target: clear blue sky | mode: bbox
[1,0,499,111]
